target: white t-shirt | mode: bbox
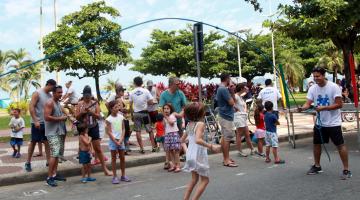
[307,81,342,127]
[9,117,25,138]
[106,113,124,139]
[65,87,79,104]
[147,87,158,112]
[130,87,153,112]
[106,93,120,103]
[257,87,281,111]
[234,94,246,114]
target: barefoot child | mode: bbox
[106,101,131,184]
[78,123,96,183]
[155,113,165,151]
[182,102,221,200]
[254,104,266,157]
[163,103,183,173]
[264,101,285,164]
[9,108,25,158]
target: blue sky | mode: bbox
[0,0,291,96]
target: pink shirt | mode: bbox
[164,114,179,133]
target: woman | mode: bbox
[234,83,255,157]
[75,85,112,176]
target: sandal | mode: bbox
[265,158,271,163]
[274,160,285,164]
[223,163,238,167]
[163,162,170,170]
[168,166,175,172]
[173,167,181,173]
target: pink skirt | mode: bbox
[255,129,265,139]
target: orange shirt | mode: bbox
[155,121,165,137]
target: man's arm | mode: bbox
[298,99,314,112]
[316,97,343,112]
[29,92,40,124]
[44,100,67,122]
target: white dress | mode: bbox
[182,122,210,177]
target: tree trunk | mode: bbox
[94,72,102,101]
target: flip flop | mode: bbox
[33,154,42,157]
[223,163,238,167]
[173,167,181,173]
[265,159,271,163]
[274,160,285,164]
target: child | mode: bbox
[106,101,131,184]
[254,104,266,157]
[182,102,221,200]
[154,113,165,151]
[9,108,25,158]
[163,103,183,173]
[92,111,109,165]
[264,101,285,164]
[78,123,96,183]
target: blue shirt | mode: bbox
[264,112,278,133]
[216,85,234,121]
[159,89,187,123]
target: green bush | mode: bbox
[7,100,29,115]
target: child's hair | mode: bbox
[156,113,164,122]
[184,102,205,121]
[107,100,117,113]
[254,104,264,126]
[12,108,21,114]
[163,103,174,114]
[264,101,273,111]
[77,123,88,135]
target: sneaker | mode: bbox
[46,177,58,187]
[250,150,257,155]
[238,151,248,157]
[81,178,87,183]
[12,150,17,158]
[341,170,352,180]
[139,149,145,154]
[112,177,120,184]
[15,152,21,158]
[86,177,96,182]
[256,152,266,157]
[120,176,131,182]
[307,165,323,175]
[53,174,67,181]
[152,147,157,152]
[25,162,32,172]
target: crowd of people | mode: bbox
[6,66,352,199]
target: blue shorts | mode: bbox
[31,123,47,142]
[10,138,23,146]
[79,151,91,164]
[108,139,125,151]
[155,136,164,143]
[265,131,279,147]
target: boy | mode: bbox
[9,108,25,158]
[264,101,285,164]
[78,123,96,183]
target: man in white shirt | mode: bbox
[129,77,156,153]
[257,79,285,117]
[62,81,79,114]
[299,67,351,179]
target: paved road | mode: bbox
[1,132,359,200]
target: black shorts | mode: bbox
[313,126,344,146]
[124,119,131,137]
[31,123,47,142]
[88,124,100,141]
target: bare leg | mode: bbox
[81,164,86,178]
[174,151,180,169]
[43,141,50,164]
[257,138,264,154]
[38,142,43,156]
[26,141,36,163]
[183,172,199,200]
[313,144,322,166]
[265,146,271,161]
[47,157,58,177]
[148,131,156,149]
[92,139,112,176]
[244,127,254,151]
[221,138,231,164]
[192,175,209,200]
[136,131,144,150]
[86,164,91,177]
[272,147,280,162]
[236,127,244,152]
[17,145,21,154]
[11,145,16,152]
[337,144,349,170]
[119,150,126,176]
[111,150,117,177]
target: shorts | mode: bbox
[155,136,164,143]
[148,111,158,124]
[88,124,100,140]
[133,112,152,132]
[108,139,125,151]
[218,116,235,141]
[265,131,278,147]
[31,123,47,142]
[47,135,65,157]
[313,126,344,146]
[255,129,265,139]
[10,137,23,146]
[234,112,248,128]
[164,132,181,151]
[79,151,91,164]
[124,119,132,137]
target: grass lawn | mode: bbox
[289,92,307,107]
[0,115,31,130]
[0,134,31,143]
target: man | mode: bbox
[257,79,285,117]
[159,77,187,158]
[105,83,126,108]
[62,81,79,109]
[299,67,351,179]
[216,74,237,167]
[44,85,68,187]
[129,77,156,153]
[25,79,56,172]
[147,80,159,131]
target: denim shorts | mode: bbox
[108,139,125,151]
[10,138,23,146]
[79,151,91,164]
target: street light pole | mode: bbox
[237,36,242,79]
[54,0,61,84]
[40,0,44,87]
[269,0,277,88]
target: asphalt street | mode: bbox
[1,132,359,200]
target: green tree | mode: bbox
[132,28,227,79]
[278,50,305,88]
[0,50,11,93]
[317,42,344,82]
[102,78,119,92]
[274,0,360,91]
[43,1,132,100]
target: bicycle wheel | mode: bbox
[342,113,355,122]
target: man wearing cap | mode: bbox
[147,80,160,151]
[25,79,57,172]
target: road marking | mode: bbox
[170,185,187,191]
[24,190,48,197]
[236,172,246,176]
[133,194,143,198]
[267,165,279,169]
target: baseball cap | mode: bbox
[147,80,154,87]
[115,84,126,92]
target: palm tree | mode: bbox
[317,42,343,82]
[278,50,305,89]
[102,78,119,92]
[0,50,11,93]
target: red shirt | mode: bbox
[256,113,265,130]
[155,121,165,137]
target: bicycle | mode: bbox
[246,95,258,125]
[204,105,222,144]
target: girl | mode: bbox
[234,83,255,157]
[163,103,183,173]
[182,102,221,200]
[106,100,131,184]
[92,111,109,165]
[254,104,266,157]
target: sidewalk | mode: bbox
[0,113,357,186]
